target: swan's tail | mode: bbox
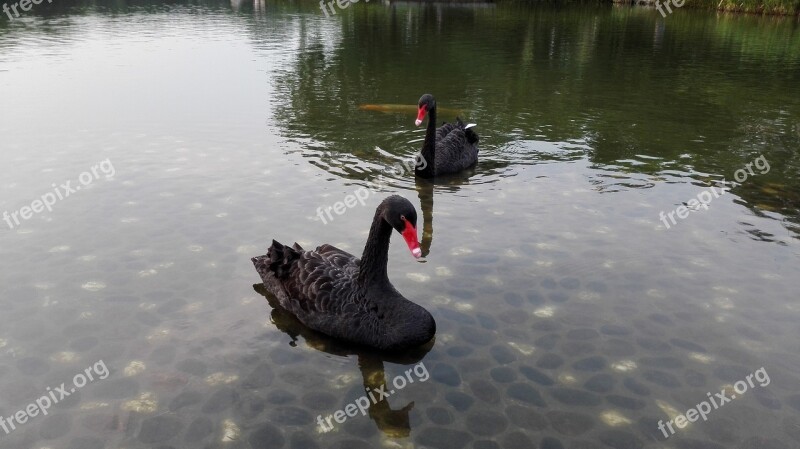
[456,117,479,145]
[252,240,303,280]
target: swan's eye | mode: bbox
[400,215,406,222]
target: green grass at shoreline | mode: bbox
[612,0,800,16]
[685,0,799,15]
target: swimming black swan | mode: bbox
[414,94,479,178]
[252,195,436,351]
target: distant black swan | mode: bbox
[252,196,436,351]
[414,94,479,178]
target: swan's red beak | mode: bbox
[415,105,427,127]
[401,221,422,258]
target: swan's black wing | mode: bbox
[252,241,359,317]
[434,118,479,174]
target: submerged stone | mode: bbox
[519,365,555,386]
[507,383,547,407]
[642,370,681,388]
[466,410,509,436]
[549,388,602,406]
[623,377,650,396]
[505,404,548,430]
[138,415,183,444]
[248,423,285,448]
[541,436,565,449]
[584,374,615,393]
[502,431,534,449]
[547,410,595,435]
[606,394,646,410]
[536,353,564,369]
[572,356,607,372]
[445,391,474,411]
[490,366,517,383]
[431,362,461,386]
[470,379,501,404]
[417,427,473,449]
[490,345,517,364]
[426,406,454,425]
[598,430,643,449]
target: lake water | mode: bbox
[1,1,799,448]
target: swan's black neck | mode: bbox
[357,205,393,291]
[416,105,437,178]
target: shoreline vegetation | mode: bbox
[612,0,799,16]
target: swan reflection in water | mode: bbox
[414,168,477,258]
[252,283,434,438]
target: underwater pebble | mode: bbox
[426,406,454,425]
[611,360,637,372]
[466,410,509,436]
[507,383,547,407]
[81,281,106,292]
[536,353,564,369]
[79,402,109,411]
[519,365,555,386]
[406,273,430,282]
[600,410,632,426]
[417,427,473,449]
[249,423,285,447]
[474,440,501,449]
[122,392,158,413]
[435,266,452,276]
[642,370,681,388]
[490,345,517,364]
[431,363,461,386]
[547,410,595,435]
[689,352,714,364]
[470,379,501,404]
[550,387,602,406]
[598,430,643,449]
[606,395,646,410]
[270,405,311,426]
[50,351,78,363]
[573,356,607,372]
[169,391,203,411]
[202,387,240,413]
[206,372,239,386]
[508,341,535,356]
[490,366,517,383]
[584,374,615,393]
[540,436,565,449]
[567,328,600,340]
[505,404,548,430]
[138,414,183,444]
[185,416,215,443]
[502,431,534,449]
[445,391,474,411]
[124,360,146,376]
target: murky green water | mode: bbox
[1,1,800,448]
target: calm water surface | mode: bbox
[1,1,799,448]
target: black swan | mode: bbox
[252,195,436,351]
[414,94,479,178]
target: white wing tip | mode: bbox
[465,123,477,129]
